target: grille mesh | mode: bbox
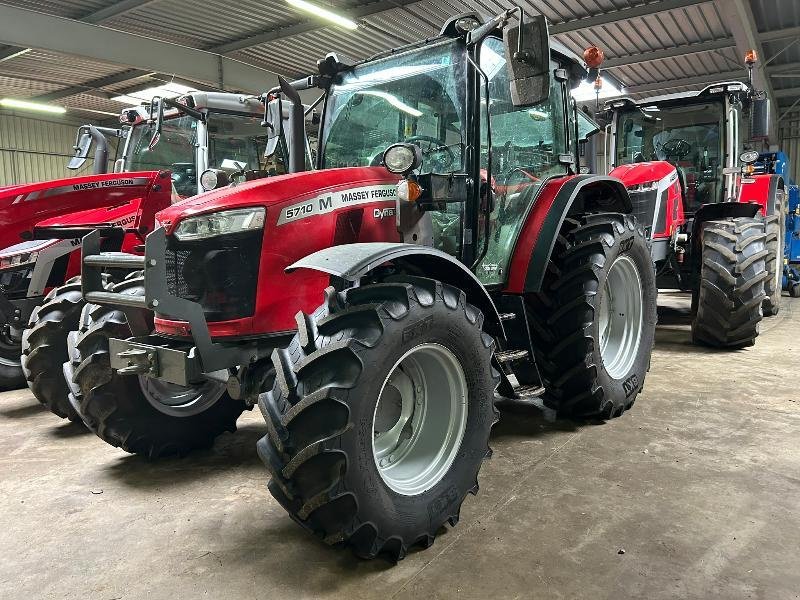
[628,190,658,231]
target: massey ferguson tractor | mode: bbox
[69,10,657,559]
[603,81,784,348]
[0,92,288,417]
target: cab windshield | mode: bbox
[321,39,467,173]
[615,101,724,207]
[126,113,269,197]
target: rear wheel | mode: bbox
[257,279,498,560]
[692,217,768,348]
[763,192,786,316]
[21,277,94,421]
[527,213,657,419]
[67,275,246,458]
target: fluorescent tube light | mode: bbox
[286,0,358,30]
[0,98,67,114]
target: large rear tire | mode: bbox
[763,193,786,317]
[691,217,768,348]
[67,275,246,458]
[257,278,498,560]
[526,213,657,419]
[21,277,92,421]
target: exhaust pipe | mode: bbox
[68,125,121,175]
[278,76,307,174]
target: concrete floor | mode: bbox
[1,293,799,600]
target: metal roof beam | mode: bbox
[604,37,735,68]
[211,0,422,54]
[550,0,710,34]
[34,69,152,101]
[82,0,160,24]
[0,5,282,94]
[774,87,800,99]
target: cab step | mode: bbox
[514,384,545,399]
[495,349,529,363]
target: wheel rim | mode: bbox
[372,343,468,496]
[0,333,21,368]
[138,376,226,417]
[599,255,643,380]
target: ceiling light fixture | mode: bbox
[286,0,358,30]
[0,98,67,114]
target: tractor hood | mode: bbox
[157,167,399,233]
[0,171,164,250]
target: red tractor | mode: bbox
[603,81,784,348]
[70,10,657,559]
[0,92,289,418]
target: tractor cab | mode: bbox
[117,91,305,198]
[315,19,597,286]
[607,82,763,214]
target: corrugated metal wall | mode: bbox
[0,110,117,185]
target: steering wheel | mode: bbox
[405,135,456,171]
[661,138,692,160]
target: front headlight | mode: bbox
[626,180,659,193]
[172,207,265,241]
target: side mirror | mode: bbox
[67,129,93,170]
[503,15,550,107]
[148,96,164,150]
[750,97,770,140]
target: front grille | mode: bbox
[628,190,658,231]
[165,231,262,322]
[0,265,34,299]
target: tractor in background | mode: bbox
[1,92,293,419]
[603,80,783,348]
[70,9,657,559]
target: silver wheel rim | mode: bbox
[599,255,643,380]
[138,376,226,417]
[372,343,468,496]
[0,336,20,368]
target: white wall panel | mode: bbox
[0,110,116,185]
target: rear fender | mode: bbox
[505,175,632,293]
[738,174,784,216]
[287,243,505,337]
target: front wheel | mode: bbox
[527,213,657,419]
[257,278,498,560]
[692,217,768,348]
[67,275,246,458]
[0,334,24,390]
[21,277,93,421]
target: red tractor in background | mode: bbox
[603,81,784,348]
[0,92,294,420]
[69,9,658,559]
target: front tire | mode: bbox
[257,279,498,560]
[68,275,246,458]
[691,217,768,348]
[21,277,92,421]
[527,213,657,419]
